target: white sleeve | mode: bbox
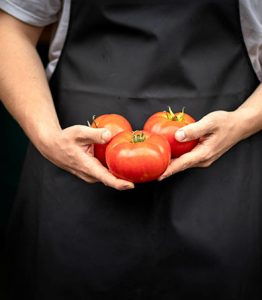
[0,0,62,27]
[240,0,262,82]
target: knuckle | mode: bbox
[79,164,97,179]
[65,125,80,138]
[199,153,209,163]
[81,177,96,184]
[75,125,86,135]
[181,160,190,171]
[202,115,217,131]
[75,129,85,140]
[86,178,97,184]
[199,147,212,162]
[70,169,78,176]
[200,160,213,168]
[103,181,110,187]
[76,171,98,184]
[205,119,216,131]
[197,148,217,168]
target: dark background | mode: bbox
[0,28,51,297]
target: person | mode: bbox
[0,0,261,299]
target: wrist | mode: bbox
[231,106,262,141]
[26,121,62,157]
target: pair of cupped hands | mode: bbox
[42,110,244,190]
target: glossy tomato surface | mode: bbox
[91,114,132,166]
[105,130,171,183]
[144,108,198,158]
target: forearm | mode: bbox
[233,83,262,140]
[0,12,61,153]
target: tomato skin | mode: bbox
[143,110,198,158]
[105,130,171,183]
[91,114,132,166]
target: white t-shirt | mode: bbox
[0,0,261,81]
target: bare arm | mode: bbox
[0,11,134,190]
[0,11,59,145]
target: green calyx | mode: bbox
[166,106,185,122]
[132,132,146,143]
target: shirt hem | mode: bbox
[0,1,58,26]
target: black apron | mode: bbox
[6,0,262,299]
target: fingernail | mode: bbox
[175,129,185,141]
[101,130,111,142]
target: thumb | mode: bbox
[175,117,215,142]
[77,126,112,144]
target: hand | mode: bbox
[39,125,135,190]
[159,110,244,180]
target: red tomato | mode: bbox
[143,107,198,158]
[91,114,132,166]
[105,130,171,183]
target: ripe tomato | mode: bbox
[143,107,198,158]
[90,114,132,166]
[105,130,171,183]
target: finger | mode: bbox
[158,146,207,180]
[92,167,135,191]
[175,116,216,142]
[81,156,135,190]
[75,171,99,184]
[73,161,135,190]
[66,167,98,183]
[74,125,112,144]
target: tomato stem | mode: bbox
[92,115,98,128]
[132,131,146,143]
[87,115,98,127]
[166,106,175,120]
[174,107,186,122]
[165,106,187,122]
